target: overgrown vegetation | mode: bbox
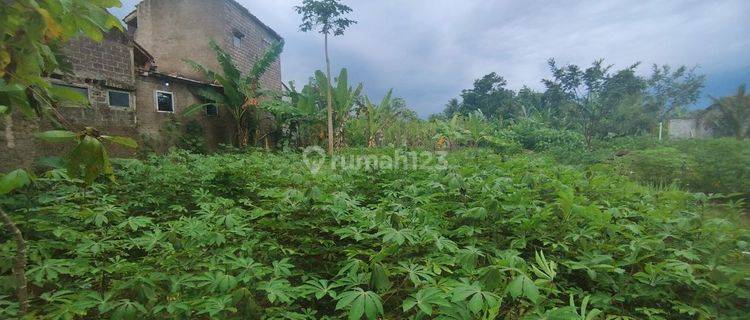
[2,1,749,319]
[1,149,748,319]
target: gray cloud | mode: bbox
[114,0,750,117]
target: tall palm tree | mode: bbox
[184,40,284,148]
[296,0,357,155]
[706,84,750,139]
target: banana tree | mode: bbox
[434,115,468,150]
[314,68,362,148]
[184,40,284,148]
[285,81,326,147]
[705,84,750,139]
[361,90,394,147]
[434,111,500,149]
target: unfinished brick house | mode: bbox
[0,0,283,171]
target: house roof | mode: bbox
[133,41,154,63]
[146,71,222,88]
[123,9,137,24]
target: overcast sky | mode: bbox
[112,0,750,117]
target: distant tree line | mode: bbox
[434,59,708,143]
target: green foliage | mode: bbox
[455,72,516,120]
[295,0,357,36]
[184,39,284,148]
[435,60,706,144]
[0,0,122,121]
[589,138,750,197]
[510,118,585,151]
[1,148,747,319]
[36,128,137,184]
[281,68,363,148]
[335,288,383,320]
[0,169,32,195]
[704,84,750,139]
[616,147,694,187]
[669,138,750,195]
[315,68,363,126]
[647,64,706,120]
[177,120,207,154]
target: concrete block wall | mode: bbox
[222,0,283,91]
[669,118,713,139]
[133,0,282,90]
[133,0,225,81]
[63,32,136,89]
[135,75,233,153]
[1,0,284,171]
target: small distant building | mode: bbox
[669,117,713,139]
[1,0,283,171]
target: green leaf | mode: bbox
[547,306,580,320]
[506,274,540,303]
[65,135,113,184]
[402,287,448,315]
[369,263,391,292]
[335,288,383,320]
[101,135,138,149]
[451,282,501,315]
[0,169,32,195]
[36,130,77,143]
[49,84,89,105]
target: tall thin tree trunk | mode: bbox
[237,118,248,148]
[1,207,28,315]
[4,114,15,149]
[324,33,335,155]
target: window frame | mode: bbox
[232,31,245,47]
[262,37,272,48]
[155,90,175,113]
[205,104,219,117]
[107,89,132,109]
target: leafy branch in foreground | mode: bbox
[36,129,137,184]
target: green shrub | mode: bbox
[177,120,208,154]
[672,138,750,195]
[511,119,585,151]
[616,147,695,187]
[481,129,524,154]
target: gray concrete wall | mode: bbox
[135,75,233,153]
[133,0,226,81]
[133,0,283,91]
[222,0,283,91]
[669,118,713,139]
[135,0,281,90]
